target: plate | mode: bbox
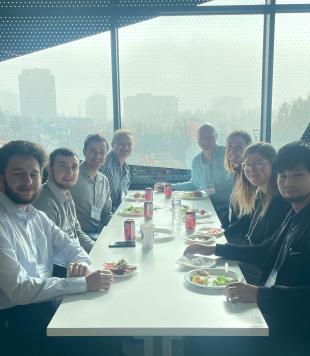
[136,227,174,242]
[184,268,242,290]
[197,227,224,237]
[125,193,146,202]
[117,206,144,217]
[180,205,213,219]
[176,254,216,269]
[184,233,216,245]
[103,261,137,278]
[179,191,208,200]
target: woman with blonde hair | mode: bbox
[223,130,252,234]
[224,142,290,245]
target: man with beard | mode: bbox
[184,140,310,356]
[34,148,94,254]
[70,134,113,240]
[0,141,114,356]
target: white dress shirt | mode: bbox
[0,192,92,310]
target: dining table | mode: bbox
[47,190,268,356]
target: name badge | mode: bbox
[91,207,101,221]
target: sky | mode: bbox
[0,11,310,120]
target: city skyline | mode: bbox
[0,13,310,119]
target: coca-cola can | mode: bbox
[144,201,153,219]
[124,219,135,241]
[164,183,172,198]
[145,187,153,201]
[185,211,196,231]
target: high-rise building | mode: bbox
[0,90,19,115]
[124,93,178,125]
[86,94,107,122]
[19,68,57,119]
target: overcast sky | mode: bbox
[0,12,310,119]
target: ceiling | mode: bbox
[0,0,211,62]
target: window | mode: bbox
[119,15,263,168]
[0,33,113,158]
[272,13,310,148]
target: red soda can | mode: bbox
[145,187,153,201]
[164,183,172,198]
[124,219,135,241]
[144,201,153,219]
[185,211,196,231]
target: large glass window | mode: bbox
[119,16,263,168]
[272,13,310,148]
[0,33,112,157]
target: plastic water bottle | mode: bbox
[171,197,182,233]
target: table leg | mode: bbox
[162,336,172,356]
[143,336,154,356]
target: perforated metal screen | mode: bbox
[0,0,209,62]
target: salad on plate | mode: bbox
[118,205,144,217]
[185,268,242,290]
[103,258,137,277]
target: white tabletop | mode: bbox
[47,191,268,337]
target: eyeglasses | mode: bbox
[242,159,269,170]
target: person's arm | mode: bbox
[101,179,113,227]
[0,224,90,307]
[75,219,95,253]
[171,156,199,191]
[215,239,272,266]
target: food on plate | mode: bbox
[198,227,224,236]
[181,191,203,198]
[187,234,215,242]
[133,192,146,200]
[190,272,237,287]
[192,191,203,197]
[212,275,236,286]
[180,205,211,217]
[104,258,137,275]
[122,205,144,215]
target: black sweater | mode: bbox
[225,193,291,245]
[216,203,310,337]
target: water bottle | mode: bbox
[171,197,182,233]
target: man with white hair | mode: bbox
[157,123,234,223]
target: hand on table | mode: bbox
[67,263,90,277]
[224,282,258,303]
[183,244,216,256]
[86,270,113,292]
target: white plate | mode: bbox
[176,254,216,269]
[184,233,216,245]
[103,263,138,278]
[125,193,145,202]
[184,268,243,290]
[197,227,224,237]
[180,207,213,219]
[179,191,208,200]
[136,227,174,242]
[117,207,144,217]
